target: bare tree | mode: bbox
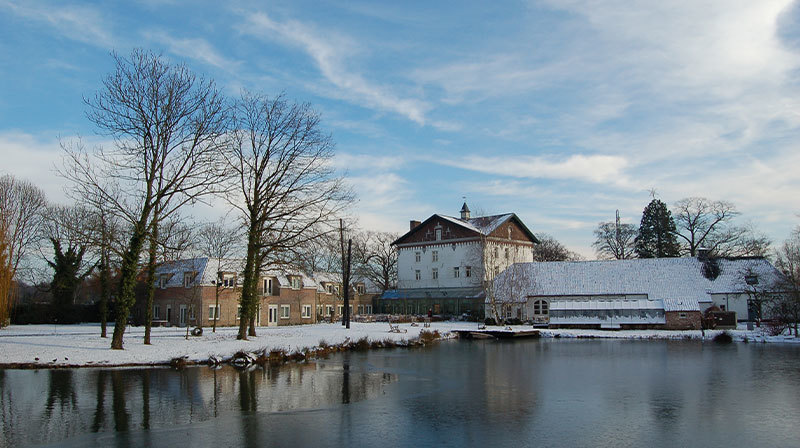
[353,231,399,292]
[0,175,47,281]
[532,233,582,262]
[771,228,800,336]
[197,219,240,332]
[671,197,767,257]
[592,212,638,260]
[475,234,533,324]
[62,49,228,349]
[222,92,351,340]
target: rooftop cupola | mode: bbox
[460,202,471,220]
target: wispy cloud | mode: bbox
[1,1,114,48]
[434,153,632,185]
[143,30,240,70]
[238,11,429,125]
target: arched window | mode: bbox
[533,300,549,316]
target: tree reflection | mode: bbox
[43,370,77,420]
[111,370,129,432]
[92,370,107,432]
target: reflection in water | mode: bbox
[1,341,800,447]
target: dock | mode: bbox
[452,329,541,340]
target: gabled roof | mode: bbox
[393,212,538,245]
[493,257,783,304]
[154,257,318,289]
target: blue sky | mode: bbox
[1,0,799,257]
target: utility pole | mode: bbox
[340,219,352,329]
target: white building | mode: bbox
[490,255,784,329]
[378,203,538,317]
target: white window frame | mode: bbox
[302,304,312,318]
[337,305,343,316]
[183,272,195,288]
[357,305,364,315]
[465,266,471,278]
[153,305,160,320]
[325,305,333,316]
[365,304,372,314]
[208,304,221,321]
[415,270,421,280]
[453,267,460,278]
[415,252,421,262]
[432,268,438,280]
[291,276,302,289]
[432,250,439,262]
[159,275,168,289]
[280,304,290,319]
[263,278,273,295]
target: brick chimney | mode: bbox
[410,220,421,231]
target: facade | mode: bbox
[139,258,378,328]
[491,255,784,329]
[380,203,538,318]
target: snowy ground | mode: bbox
[0,321,796,368]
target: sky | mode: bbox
[1,0,799,258]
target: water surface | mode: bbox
[1,339,799,447]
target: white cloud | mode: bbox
[239,11,429,125]
[333,153,405,171]
[0,131,71,203]
[1,1,114,48]
[435,153,631,185]
[143,30,240,70]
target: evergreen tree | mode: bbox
[47,238,94,310]
[634,199,681,258]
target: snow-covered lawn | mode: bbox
[0,322,464,368]
[0,321,796,368]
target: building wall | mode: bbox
[664,311,702,330]
[710,293,751,321]
[151,284,241,327]
[262,286,318,326]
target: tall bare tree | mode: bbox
[593,213,638,260]
[353,231,399,292]
[0,175,47,282]
[222,92,351,340]
[197,219,240,333]
[62,49,228,349]
[672,197,768,257]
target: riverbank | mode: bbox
[0,322,796,369]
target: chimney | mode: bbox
[697,247,710,260]
[410,220,421,231]
[460,202,471,220]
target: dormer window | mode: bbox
[291,276,302,289]
[356,284,365,294]
[222,274,235,288]
[183,272,196,288]
[263,278,273,295]
[745,274,759,285]
[159,274,169,289]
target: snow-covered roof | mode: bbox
[312,272,383,294]
[394,210,538,246]
[155,258,318,289]
[493,257,783,304]
[662,298,700,312]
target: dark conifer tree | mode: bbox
[634,199,681,258]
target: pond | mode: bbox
[1,339,799,447]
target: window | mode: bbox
[415,252,421,262]
[745,274,759,285]
[435,228,442,240]
[533,300,548,316]
[222,274,235,288]
[158,275,168,289]
[465,266,471,278]
[365,304,373,314]
[291,276,302,289]
[358,305,364,315]
[280,305,290,319]
[183,272,195,288]
[236,305,241,320]
[432,268,438,280]
[327,284,334,294]
[325,305,333,316]
[356,284,365,294]
[493,247,499,258]
[453,267,460,278]
[337,305,344,316]
[679,312,687,319]
[154,305,160,320]
[508,227,512,240]
[415,270,421,280]
[208,305,220,320]
[302,305,312,318]
[432,251,438,262]
[505,248,509,259]
[189,305,195,320]
[263,278,273,295]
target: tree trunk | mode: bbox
[99,247,109,338]
[248,315,256,337]
[110,219,149,350]
[212,285,219,333]
[237,223,260,340]
[143,215,159,345]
